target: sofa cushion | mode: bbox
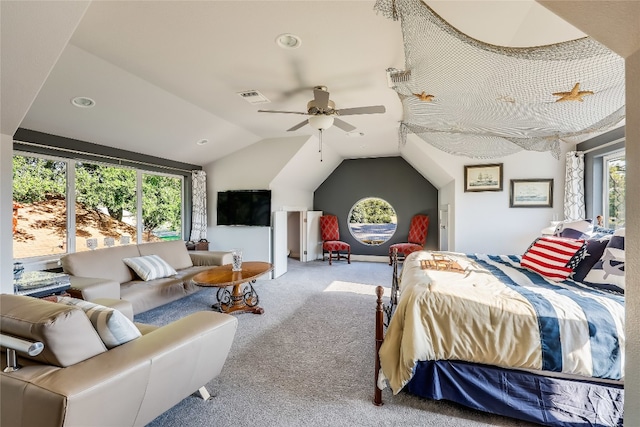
[61,244,141,285]
[0,294,106,367]
[137,240,193,270]
[56,297,141,348]
[123,254,177,281]
[120,277,191,315]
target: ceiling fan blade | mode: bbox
[336,105,386,116]
[313,88,330,110]
[333,118,356,132]
[287,120,309,132]
[258,110,307,115]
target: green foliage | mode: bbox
[608,160,625,227]
[349,198,396,224]
[76,163,136,221]
[142,174,182,238]
[12,156,66,203]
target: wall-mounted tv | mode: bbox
[217,190,271,226]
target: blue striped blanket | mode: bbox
[378,251,625,394]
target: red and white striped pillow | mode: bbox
[521,236,587,281]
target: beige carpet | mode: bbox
[136,259,538,427]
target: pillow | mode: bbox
[590,225,616,239]
[555,219,593,239]
[571,235,611,282]
[56,296,141,349]
[583,228,625,292]
[123,254,177,281]
[521,236,587,281]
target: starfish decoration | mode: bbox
[413,91,435,102]
[553,83,594,102]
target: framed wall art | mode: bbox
[509,179,553,208]
[464,163,503,192]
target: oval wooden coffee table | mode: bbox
[192,262,273,315]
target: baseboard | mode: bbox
[350,255,388,263]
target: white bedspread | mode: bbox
[378,251,625,394]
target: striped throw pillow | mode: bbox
[56,297,141,349]
[123,254,177,281]
[521,236,587,281]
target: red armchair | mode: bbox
[320,215,351,265]
[388,214,429,264]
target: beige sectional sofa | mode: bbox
[0,293,237,427]
[60,240,233,314]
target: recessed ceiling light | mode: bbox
[196,139,209,146]
[71,96,96,108]
[276,33,301,49]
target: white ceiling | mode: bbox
[13,1,587,166]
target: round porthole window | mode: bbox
[348,197,397,246]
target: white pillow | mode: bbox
[123,254,177,281]
[56,297,141,349]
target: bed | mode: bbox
[373,239,625,426]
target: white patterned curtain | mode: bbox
[189,170,207,241]
[564,151,586,221]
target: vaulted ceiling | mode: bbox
[3,1,594,166]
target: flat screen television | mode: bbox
[217,190,271,226]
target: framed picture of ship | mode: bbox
[510,179,553,208]
[464,163,503,192]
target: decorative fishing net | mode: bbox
[375,0,626,159]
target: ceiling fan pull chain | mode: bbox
[319,129,323,162]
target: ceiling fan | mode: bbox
[258,85,386,132]
[258,86,385,161]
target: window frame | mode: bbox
[347,196,398,246]
[602,150,625,229]
[13,149,187,264]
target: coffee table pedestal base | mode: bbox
[213,281,263,315]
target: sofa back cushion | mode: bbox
[137,240,193,270]
[61,244,141,284]
[0,294,106,367]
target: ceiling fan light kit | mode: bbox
[258,86,386,159]
[308,115,334,130]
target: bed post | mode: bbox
[374,285,384,406]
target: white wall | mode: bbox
[1,136,14,294]
[405,135,571,255]
[438,180,456,251]
[624,46,640,426]
[204,136,334,258]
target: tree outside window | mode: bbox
[12,153,184,259]
[348,197,397,246]
[605,154,625,229]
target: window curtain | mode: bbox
[189,170,207,241]
[564,151,585,221]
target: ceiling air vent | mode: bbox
[237,90,270,105]
[386,68,411,87]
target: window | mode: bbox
[12,152,185,261]
[12,154,67,258]
[603,152,625,229]
[348,197,397,246]
[75,161,137,251]
[141,172,183,243]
